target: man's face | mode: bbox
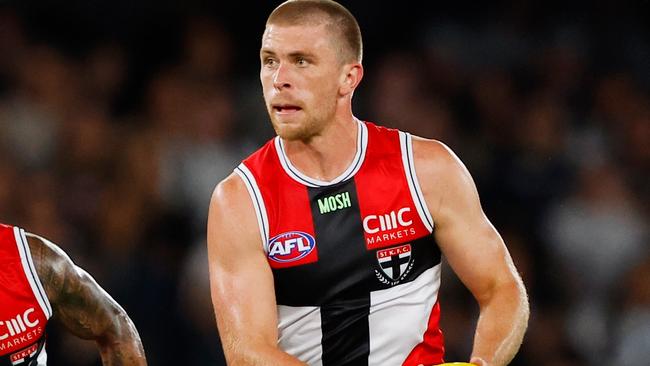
[260,23,344,141]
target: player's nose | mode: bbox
[273,63,292,90]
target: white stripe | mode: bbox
[275,119,368,187]
[277,305,323,366]
[235,164,270,252]
[399,132,434,232]
[36,347,47,365]
[13,227,53,319]
[20,229,53,318]
[368,265,441,366]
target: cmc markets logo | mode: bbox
[0,308,39,340]
[267,231,316,263]
[363,207,413,234]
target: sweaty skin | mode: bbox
[209,4,528,365]
[208,175,306,365]
[412,138,529,366]
[27,234,148,366]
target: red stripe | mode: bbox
[243,142,319,269]
[0,224,49,357]
[402,301,445,366]
[355,123,431,251]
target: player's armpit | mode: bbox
[27,234,148,366]
[207,173,306,366]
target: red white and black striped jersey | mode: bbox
[235,121,445,366]
[0,224,51,366]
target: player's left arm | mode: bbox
[26,233,148,366]
[412,137,529,366]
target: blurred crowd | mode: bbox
[0,1,648,366]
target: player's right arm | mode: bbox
[27,234,147,366]
[208,173,306,365]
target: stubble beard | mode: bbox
[271,115,321,142]
[269,103,336,142]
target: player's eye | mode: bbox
[296,57,308,66]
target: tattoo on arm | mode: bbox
[27,234,148,366]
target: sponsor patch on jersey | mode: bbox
[374,244,414,286]
[9,343,38,364]
[267,231,317,264]
[317,191,352,214]
[363,207,418,249]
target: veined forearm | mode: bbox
[470,280,529,366]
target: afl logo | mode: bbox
[267,231,316,263]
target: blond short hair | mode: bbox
[267,0,363,63]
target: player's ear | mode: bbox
[339,63,363,96]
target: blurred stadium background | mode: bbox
[0,0,648,365]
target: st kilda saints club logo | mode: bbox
[374,244,414,286]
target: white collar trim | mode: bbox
[275,119,368,187]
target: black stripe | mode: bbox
[405,135,433,229]
[236,167,268,241]
[308,181,371,366]
[270,180,372,365]
[320,297,370,365]
[17,229,51,318]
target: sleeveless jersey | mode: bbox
[235,121,445,365]
[0,224,51,366]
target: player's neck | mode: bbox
[281,114,359,182]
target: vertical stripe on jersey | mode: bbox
[307,180,371,366]
[36,342,48,365]
[399,132,434,233]
[235,164,270,251]
[369,265,443,366]
[13,227,52,318]
[277,305,323,365]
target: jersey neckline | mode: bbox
[274,119,368,187]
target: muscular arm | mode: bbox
[207,173,305,365]
[27,234,147,366]
[413,138,529,366]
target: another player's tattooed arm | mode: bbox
[27,234,147,366]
